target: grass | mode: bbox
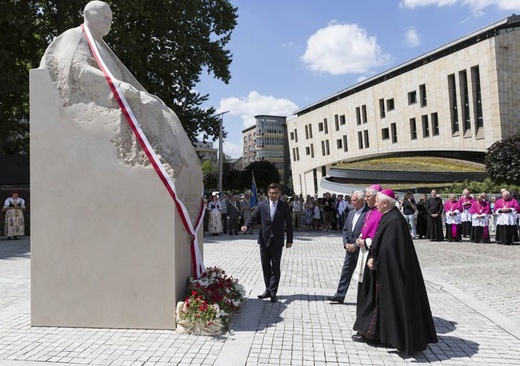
[334,157,485,172]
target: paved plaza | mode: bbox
[1,231,520,365]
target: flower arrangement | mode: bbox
[176,266,246,335]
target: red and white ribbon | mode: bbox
[81,24,206,278]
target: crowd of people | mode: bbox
[204,183,520,355]
[205,187,520,246]
[203,190,357,236]
[422,188,520,245]
[205,189,520,245]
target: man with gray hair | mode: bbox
[352,184,382,313]
[328,191,369,304]
[353,189,438,355]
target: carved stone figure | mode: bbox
[31,1,203,329]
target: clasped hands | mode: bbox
[367,258,375,271]
[345,243,357,253]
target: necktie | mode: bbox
[271,201,276,220]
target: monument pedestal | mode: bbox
[30,69,199,330]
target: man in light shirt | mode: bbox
[328,191,368,304]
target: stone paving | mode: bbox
[0,231,520,365]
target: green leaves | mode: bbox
[485,133,520,186]
[242,161,281,193]
[0,0,238,153]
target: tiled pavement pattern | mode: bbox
[0,231,519,365]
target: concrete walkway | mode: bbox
[0,231,519,365]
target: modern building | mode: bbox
[230,156,243,171]
[242,115,290,187]
[242,125,256,169]
[287,15,520,196]
[194,141,218,166]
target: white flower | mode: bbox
[232,299,241,307]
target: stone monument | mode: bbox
[30,0,204,329]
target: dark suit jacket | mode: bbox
[246,199,293,247]
[226,200,241,219]
[342,204,370,246]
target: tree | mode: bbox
[0,0,238,153]
[485,133,520,185]
[442,178,519,196]
[201,160,218,191]
[0,1,44,153]
[225,168,242,192]
[241,160,281,193]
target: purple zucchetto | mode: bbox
[380,189,396,199]
[368,184,382,192]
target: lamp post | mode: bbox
[213,111,229,194]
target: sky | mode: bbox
[196,0,520,159]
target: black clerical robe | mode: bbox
[426,196,444,241]
[354,207,438,355]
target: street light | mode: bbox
[213,111,229,194]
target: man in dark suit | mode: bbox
[226,194,242,235]
[328,191,369,304]
[241,183,293,303]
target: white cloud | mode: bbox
[404,27,421,48]
[401,0,520,14]
[465,0,520,14]
[401,0,457,8]
[301,22,392,75]
[223,141,243,159]
[218,91,299,129]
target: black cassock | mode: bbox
[426,196,444,241]
[415,200,428,238]
[354,207,438,355]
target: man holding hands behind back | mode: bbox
[328,191,369,304]
[242,183,293,303]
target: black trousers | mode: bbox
[260,238,283,296]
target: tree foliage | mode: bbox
[0,0,238,153]
[241,160,281,193]
[225,168,242,192]
[442,178,519,196]
[485,133,520,186]
[201,160,217,191]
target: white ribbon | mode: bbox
[81,24,205,278]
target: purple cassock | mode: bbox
[360,207,383,240]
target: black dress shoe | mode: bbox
[270,295,278,303]
[257,291,270,299]
[351,334,379,344]
[327,296,344,304]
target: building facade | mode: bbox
[194,141,218,166]
[242,125,256,169]
[287,15,520,196]
[242,115,290,186]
